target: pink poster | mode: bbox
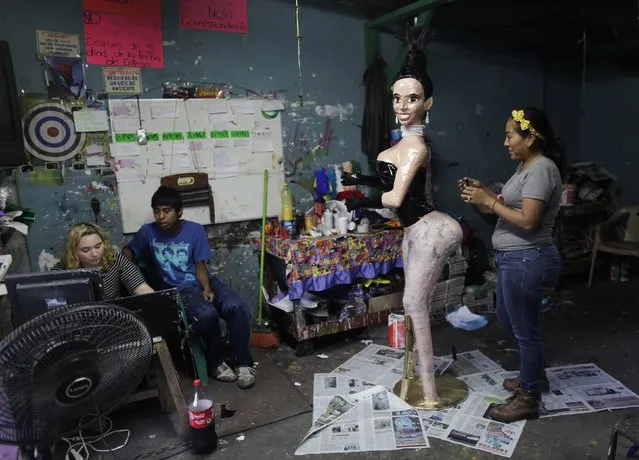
[83,10,164,68]
[179,0,248,34]
[82,0,160,16]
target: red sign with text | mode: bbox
[83,10,164,68]
[179,0,248,34]
[82,0,160,16]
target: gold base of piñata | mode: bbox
[392,374,470,410]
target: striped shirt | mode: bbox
[52,252,146,300]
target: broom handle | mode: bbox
[257,169,269,326]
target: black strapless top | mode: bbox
[376,160,434,227]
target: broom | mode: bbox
[250,169,280,349]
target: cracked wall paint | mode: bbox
[315,103,355,121]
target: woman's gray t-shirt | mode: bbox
[491,156,562,251]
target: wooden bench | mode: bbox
[124,337,188,435]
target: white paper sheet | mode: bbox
[161,142,190,156]
[86,155,106,167]
[163,155,193,170]
[207,99,228,114]
[109,143,140,157]
[85,144,104,155]
[73,110,109,132]
[111,117,140,133]
[261,100,285,111]
[115,169,145,183]
[229,99,254,114]
[150,102,179,119]
[252,139,273,153]
[213,149,237,169]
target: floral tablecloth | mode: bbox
[265,229,404,300]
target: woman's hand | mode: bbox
[461,184,493,208]
[457,177,483,191]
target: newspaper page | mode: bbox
[540,363,639,417]
[296,375,430,455]
[332,344,453,389]
[459,370,520,399]
[431,392,525,458]
[445,350,505,376]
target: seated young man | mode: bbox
[122,185,255,389]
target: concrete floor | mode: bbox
[96,278,639,459]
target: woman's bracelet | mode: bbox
[492,199,498,213]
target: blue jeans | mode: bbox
[179,276,254,368]
[495,245,561,393]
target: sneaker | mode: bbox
[236,366,256,389]
[214,362,237,382]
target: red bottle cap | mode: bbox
[194,379,201,387]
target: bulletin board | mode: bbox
[107,98,285,233]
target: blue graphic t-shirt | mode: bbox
[127,220,212,290]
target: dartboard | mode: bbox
[22,103,86,162]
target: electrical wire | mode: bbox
[295,0,304,106]
[62,416,130,460]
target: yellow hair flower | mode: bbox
[511,109,544,140]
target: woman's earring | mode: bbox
[425,112,430,126]
[395,115,399,125]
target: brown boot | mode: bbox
[503,374,549,393]
[488,388,539,423]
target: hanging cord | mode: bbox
[295,0,304,106]
[135,95,142,129]
[580,26,587,98]
[182,101,201,171]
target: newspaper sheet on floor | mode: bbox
[540,363,639,416]
[452,360,639,418]
[295,375,429,455]
[299,345,639,457]
[331,344,454,389]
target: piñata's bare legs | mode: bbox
[401,212,463,399]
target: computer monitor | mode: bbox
[5,269,104,327]
[105,288,180,339]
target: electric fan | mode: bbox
[0,303,153,459]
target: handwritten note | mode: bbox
[36,30,80,59]
[151,103,179,119]
[83,10,164,68]
[179,0,248,34]
[109,143,140,157]
[163,155,193,170]
[86,155,106,167]
[213,149,238,169]
[73,110,110,132]
[83,0,160,16]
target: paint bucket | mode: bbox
[560,184,577,206]
[388,312,406,349]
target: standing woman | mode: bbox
[459,108,565,423]
[54,222,154,300]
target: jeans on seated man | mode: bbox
[123,185,255,389]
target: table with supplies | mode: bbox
[264,229,404,355]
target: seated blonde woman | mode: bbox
[53,222,154,300]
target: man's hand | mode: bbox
[203,289,215,303]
